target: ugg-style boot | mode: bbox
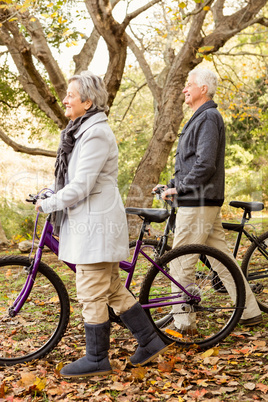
[120,302,169,366]
[60,320,112,378]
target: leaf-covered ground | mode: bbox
[1,318,268,402]
[0,247,268,402]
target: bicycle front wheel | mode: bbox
[0,256,70,366]
[139,244,245,349]
[241,231,268,313]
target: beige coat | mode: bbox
[41,112,129,264]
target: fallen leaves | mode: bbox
[200,347,220,358]
[0,251,267,401]
[244,382,256,391]
[157,357,175,373]
[256,382,268,394]
[1,328,268,402]
[0,381,6,398]
[131,366,147,381]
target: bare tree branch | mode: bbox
[181,0,214,20]
[74,27,100,74]
[19,13,67,102]
[256,16,268,27]
[0,99,24,108]
[85,0,128,108]
[119,81,148,123]
[221,39,268,53]
[0,127,56,157]
[126,33,162,103]
[195,0,268,55]
[0,22,68,128]
[121,0,162,31]
[85,0,164,108]
[73,0,121,75]
[211,0,225,26]
[216,51,268,57]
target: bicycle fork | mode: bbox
[8,255,40,318]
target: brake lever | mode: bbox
[26,194,38,204]
[26,193,48,204]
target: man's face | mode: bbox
[182,75,204,111]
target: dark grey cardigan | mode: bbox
[171,100,225,207]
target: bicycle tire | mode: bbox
[129,239,171,257]
[0,255,70,366]
[139,244,245,349]
[241,230,268,313]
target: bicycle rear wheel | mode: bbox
[241,231,268,313]
[0,256,70,366]
[139,244,245,349]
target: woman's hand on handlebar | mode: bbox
[26,190,51,212]
[35,199,43,212]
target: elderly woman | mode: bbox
[35,71,167,378]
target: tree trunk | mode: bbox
[0,221,8,246]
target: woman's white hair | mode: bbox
[68,71,109,111]
[189,68,218,99]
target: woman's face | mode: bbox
[63,81,92,121]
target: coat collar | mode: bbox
[182,100,217,133]
[74,112,108,139]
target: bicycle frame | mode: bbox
[222,207,268,260]
[9,212,200,318]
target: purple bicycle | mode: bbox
[0,193,245,366]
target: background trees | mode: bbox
[0,0,267,239]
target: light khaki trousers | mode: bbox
[170,206,261,329]
[76,262,136,324]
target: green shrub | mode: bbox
[0,199,45,242]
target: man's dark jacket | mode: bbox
[171,100,225,207]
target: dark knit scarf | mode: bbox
[51,107,102,236]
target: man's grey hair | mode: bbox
[68,71,109,111]
[189,68,218,99]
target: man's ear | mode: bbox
[201,85,208,95]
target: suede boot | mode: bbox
[120,302,169,366]
[60,320,112,378]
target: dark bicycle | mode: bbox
[132,187,267,313]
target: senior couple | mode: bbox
[35,68,262,378]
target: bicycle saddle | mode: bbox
[125,208,170,223]
[229,201,264,212]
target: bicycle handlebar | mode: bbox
[26,193,48,204]
[151,185,174,207]
[152,185,166,196]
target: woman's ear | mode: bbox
[85,99,93,110]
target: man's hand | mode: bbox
[152,184,167,193]
[161,187,177,200]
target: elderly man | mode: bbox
[159,68,262,332]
